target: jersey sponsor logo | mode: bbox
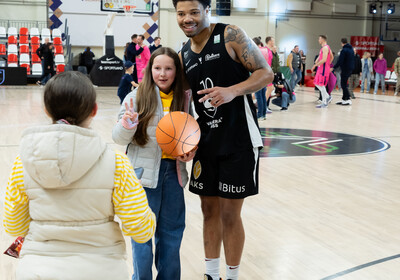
[214,34,220,44]
[206,117,223,128]
[190,180,204,189]
[205,53,220,62]
[203,98,218,118]
[186,63,198,74]
[193,160,202,179]
[219,182,246,194]
[185,59,191,67]
[199,57,202,64]
[184,51,189,60]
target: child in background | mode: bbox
[118,61,139,104]
[112,47,195,280]
[3,71,155,280]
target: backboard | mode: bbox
[100,0,153,14]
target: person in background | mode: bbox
[123,42,130,64]
[373,52,387,95]
[36,37,50,85]
[117,61,139,104]
[348,47,362,99]
[264,36,276,114]
[81,47,95,74]
[333,38,354,105]
[127,34,144,83]
[271,72,296,111]
[271,45,281,74]
[300,50,306,86]
[40,43,55,86]
[149,37,162,53]
[287,45,302,90]
[136,35,151,82]
[332,51,341,91]
[393,51,400,96]
[3,71,155,280]
[253,37,269,120]
[360,52,373,93]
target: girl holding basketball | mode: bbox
[112,47,195,280]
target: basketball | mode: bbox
[156,111,200,157]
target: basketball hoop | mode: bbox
[123,5,136,17]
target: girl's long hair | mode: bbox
[133,47,185,146]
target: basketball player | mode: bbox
[264,36,275,113]
[312,35,333,108]
[173,1,273,279]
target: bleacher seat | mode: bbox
[20,63,31,75]
[20,45,30,53]
[7,63,18,67]
[31,44,39,54]
[52,28,62,38]
[7,27,18,37]
[19,27,29,36]
[0,26,6,38]
[8,36,18,45]
[32,53,41,63]
[31,36,40,45]
[41,28,51,39]
[30,27,40,37]
[55,54,64,65]
[385,70,391,80]
[54,45,64,54]
[53,37,62,45]
[0,44,6,55]
[7,54,18,63]
[32,63,42,75]
[391,72,397,81]
[7,44,18,55]
[56,64,65,74]
[19,36,29,45]
[20,53,30,64]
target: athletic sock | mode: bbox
[226,264,240,280]
[205,258,220,280]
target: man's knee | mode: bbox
[201,197,220,221]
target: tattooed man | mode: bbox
[173,1,273,279]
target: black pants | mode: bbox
[341,71,352,101]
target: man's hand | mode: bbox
[198,86,237,107]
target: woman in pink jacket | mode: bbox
[136,35,151,82]
[373,53,387,95]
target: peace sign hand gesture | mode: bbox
[121,98,139,130]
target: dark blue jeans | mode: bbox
[271,92,296,108]
[131,159,186,280]
[255,87,267,118]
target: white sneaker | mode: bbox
[342,99,352,105]
[336,100,344,105]
[327,96,333,103]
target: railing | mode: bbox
[0,19,47,30]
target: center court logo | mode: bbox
[193,160,202,179]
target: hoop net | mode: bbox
[123,5,136,17]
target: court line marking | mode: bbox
[320,254,400,280]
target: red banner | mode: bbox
[350,36,381,57]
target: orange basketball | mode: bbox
[156,111,200,157]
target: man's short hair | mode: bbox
[131,34,138,40]
[139,35,145,40]
[294,45,299,48]
[154,36,161,41]
[172,0,211,9]
[265,36,273,44]
[319,35,327,41]
[341,38,348,44]
[253,37,262,46]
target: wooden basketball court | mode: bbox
[1,85,399,279]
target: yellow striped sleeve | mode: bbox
[3,156,31,237]
[113,151,156,243]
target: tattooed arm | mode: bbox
[198,25,273,107]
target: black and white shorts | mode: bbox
[189,148,259,199]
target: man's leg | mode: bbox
[220,198,245,266]
[395,75,400,95]
[201,196,223,280]
[295,69,302,86]
[348,74,356,98]
[341,72,351,101]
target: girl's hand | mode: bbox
[121,98,139,130]
[177,147,198,162]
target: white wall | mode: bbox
[1,3,46,21]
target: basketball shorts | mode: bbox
[189,148,259,199]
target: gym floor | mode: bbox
[0,85,399,279]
